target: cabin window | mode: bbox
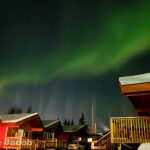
[7,127,18,137]
[87,138,92,142]
[44,132,52,139]
[18,129,24,137]
[24,131,30,138]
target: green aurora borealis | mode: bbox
[1,0,150,88]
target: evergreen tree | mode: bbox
[79,112,85,125]
[71,119,74,125]
[8,105,22,114]
[63,118,67,125]
[27,105,32,113]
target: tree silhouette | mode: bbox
[63,118,74,125]
[71,119,74,125]
[63,118,67,125]
[27,105,33,113]
[79,112,85,125]
[8,105,22,114]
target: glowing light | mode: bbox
[87,138,92,143]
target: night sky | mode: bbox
[0,0,150,132]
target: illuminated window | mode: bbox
[87,138,92,142]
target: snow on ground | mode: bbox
[138,143,150,150]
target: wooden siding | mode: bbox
[119,82,150,96]
[0,126,7,148]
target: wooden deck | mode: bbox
[110,117,150,143]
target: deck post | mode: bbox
[118,143,121,150]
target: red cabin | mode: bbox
[0,113,44,150]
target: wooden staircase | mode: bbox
[91,131,117,150]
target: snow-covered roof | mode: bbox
[119,73,150,85]
[0,113,38,123]
[63,125,86,132]
[42,119,60,128]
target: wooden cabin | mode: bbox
[42,119,64,149]
[109,73,150,149]
[119,73,150,116]
[0,113,45,150]
[60,125,87,142]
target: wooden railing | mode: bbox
[91,131,117,150]
[32,139,45,149]
[44,138,65,149]
[4,137,45,149]
[110,117,150,143]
